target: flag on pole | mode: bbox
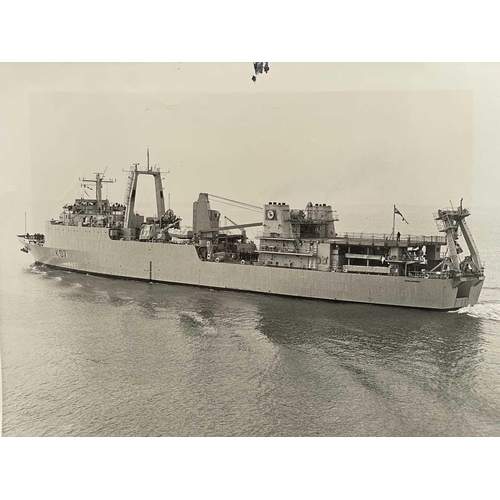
[394,206,409,224]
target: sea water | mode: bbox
[1,205,499,436]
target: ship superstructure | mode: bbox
[18,153,485,310]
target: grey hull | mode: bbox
[22,225,485,310]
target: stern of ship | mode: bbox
[453,275,485,308]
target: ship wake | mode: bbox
[449,302,500,321]
[28,264,47,276]
[179,310,216,333]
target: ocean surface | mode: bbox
[1,205,499,436]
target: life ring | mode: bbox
[207,252,212,260]
[215,257,220,263]
[424,273,429,279]
[241,260,246,265]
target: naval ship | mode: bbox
[19,153,485,310]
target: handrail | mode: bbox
[335,232,446,243]
[408,271,452,279]
[255,231,447,245]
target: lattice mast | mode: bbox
[81,172,115,213]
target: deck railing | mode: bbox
[407,271,452,279]
[256,231,447,245]
[335,232,446,244]
[258,245,314,255]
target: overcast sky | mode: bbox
[1,63,499,232]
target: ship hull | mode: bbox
[21,225,485,311]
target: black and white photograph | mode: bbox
[0,3,498,499]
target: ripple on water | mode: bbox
[449,302,500,321]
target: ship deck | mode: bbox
[256,232,446,247]
[326,232,447,247]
